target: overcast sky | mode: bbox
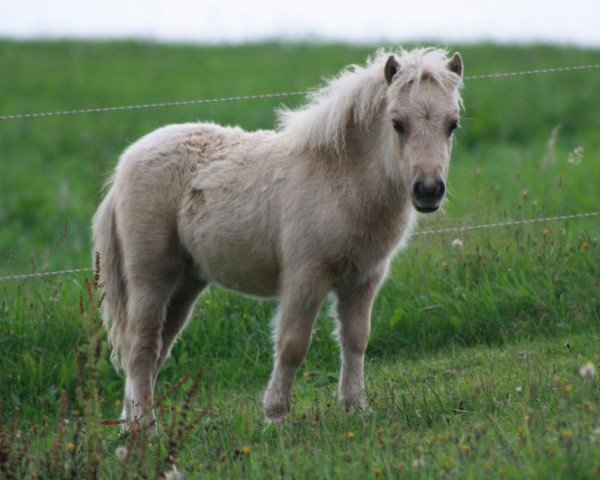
[1,0,600,47]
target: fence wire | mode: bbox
[1,63,600,121]
[1,211,598,283]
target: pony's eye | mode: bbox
[392,120,406,135]
[448,120,459,135]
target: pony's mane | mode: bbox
[277,48,462,155]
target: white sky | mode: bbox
[1,0,600,46]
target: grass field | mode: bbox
[1,40,599,478]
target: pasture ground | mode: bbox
[1,40,599,478]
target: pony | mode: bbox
[92,48,464,429]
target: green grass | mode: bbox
[1,40,599,478]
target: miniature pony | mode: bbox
[92,48,464,428]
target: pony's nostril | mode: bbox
[435,179,446,198]
[413,179,445,201]
[412,181,424,198]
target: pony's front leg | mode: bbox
[335,273,383,411]
[263,273,328,423]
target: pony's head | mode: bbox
[383,49,463,213]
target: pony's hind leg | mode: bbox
[122,279,174,431]
[156,272,206,372]
[119,238,184,430]
[335,272,383,411]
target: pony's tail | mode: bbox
[92,188,128,373]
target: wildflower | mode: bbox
[347,431,355,440]
[66,442,75,453]
[561,430,575,444]
[579,362,596,379]
[451,238,463,249]
[459,444,471,454]
[522,189,529,199]
[302,371,310,380]
[115,399,122,409]
[542,228,549,237]
[115,446,128,461]
[515,386,523,394]
[411,458,425,469]
[242,446,251,455]
[373,467,382,477]
[164,465,188,480]
[441,261,449,271]
[567,146,584,165]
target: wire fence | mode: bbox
[1,63,600,121]
[1,210,598,283]
[1,58,599,283]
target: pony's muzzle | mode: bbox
[411,177,445,213]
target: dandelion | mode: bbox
[542,228,549,237]
[373,467,382,477]
[347,431,355,440]
[411,458,426,469]
[242,446,251,455]
[561,430,575,444]
[451,238,463,249]
[567,146,584,165]
[115,445,128,461]
[522,189,529,199]
[164,465,188,480]
[66,442,75,453]
[302,371,310,380]
[114,399,122,409]
[579,361,596,379]
[515,386,523,394]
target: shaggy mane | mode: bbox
[277,48,462,155]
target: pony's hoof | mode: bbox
[264,413,289,427]
[339,396,370,414]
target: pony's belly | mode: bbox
[210,261,280,298]
[191,238,281,298]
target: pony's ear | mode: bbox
[447,52,463,77]
[384,55,399,85]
